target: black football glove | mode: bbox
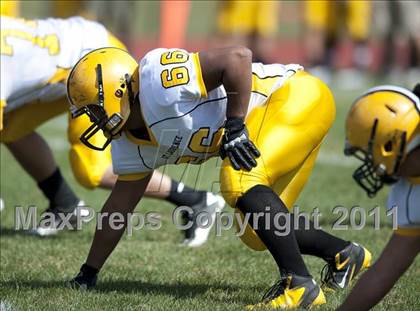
[220,117,261,171]
[68,264,98,290]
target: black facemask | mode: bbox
[345,119,405,198]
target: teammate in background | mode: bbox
[67,46,371,308]
[0,16,224,246]
[338,85,420,311]
[217,0,279,63]
[303,0,371,86]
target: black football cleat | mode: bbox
[321,242,372,290]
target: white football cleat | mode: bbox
[30,200,90,237]
[182,192,225,247]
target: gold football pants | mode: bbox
[220,71,336,251]
[0,98,111,189]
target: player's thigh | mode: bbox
[68,113,112,189]
[1,99,67,143]
[221,71,335,207]
[249,71,335,181]
[273,145,320,209]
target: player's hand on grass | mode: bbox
[68,264,98,290]
[220,117,260,171]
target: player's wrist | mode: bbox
[224,117,245,139]
[220,117,260,171]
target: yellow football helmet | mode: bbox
[67,47,139,150]
[345,85,420,197]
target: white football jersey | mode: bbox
[387,133,420,229]
[388,179,420,229]
[1,16,110,113]
[112,48,302,177]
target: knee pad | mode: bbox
[69,144,110,189]
[220,161,271,251]
[220,158,269,207]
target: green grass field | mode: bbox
[1,88,419,311]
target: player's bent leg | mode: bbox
[2,99,87,235]
[237,185,326,309]
[6,132,58,182]
[221,71,336,251]
[149,171,225,247]
[5,132,85,236]
[1,98,67,144]
[221,72,342,308]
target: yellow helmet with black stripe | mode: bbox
[345,85,420,197]
[67,47,139,151]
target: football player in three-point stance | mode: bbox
[0,16,224,245]
[66,46,371,308]
[338,85,420,311]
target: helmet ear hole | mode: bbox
[384,140,393,152]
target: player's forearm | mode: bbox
[86,205,128,270]
[337,266,396,311]
[222,48,252,119]
[85,196,137,270]
[398,147,420,177]
[200,46,252,119]
[85,177,151,270]
[338,234,420,311]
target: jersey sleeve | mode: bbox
[139,48,207,107]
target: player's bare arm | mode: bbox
[71,174,152,288]
[199,46,260,171]
[398,147,420,177]
[86,175,151,269]
[337,234,420,311]
[199,46,252,119]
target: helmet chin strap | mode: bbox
[125,73,136,106]
[392,131,407,175]
[76,64,120,151]
[367,118,378,155]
